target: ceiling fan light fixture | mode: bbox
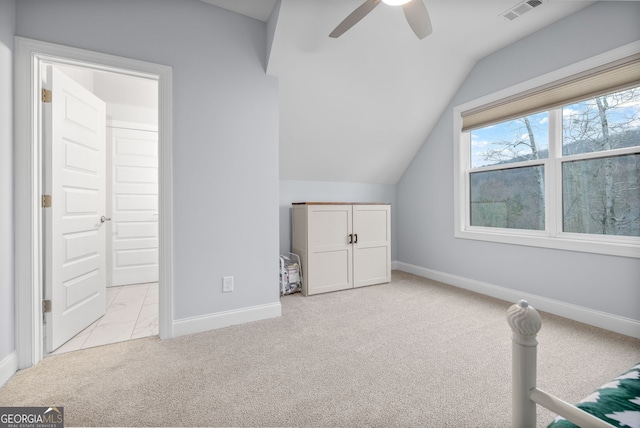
[329,0,431,39]
[382,0,412,6]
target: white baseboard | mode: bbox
[394,262,640,339]
[0,351,18,388]
[172,302,282,338]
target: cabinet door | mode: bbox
[307,205,353,295]
[352,205,391,288]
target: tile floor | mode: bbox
[51,282,159,355]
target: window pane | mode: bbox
[563,87,640,156]
[470,166,545,230]
[470,112,548,168]
[563,154,640,236]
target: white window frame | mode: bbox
[453,41,640,259]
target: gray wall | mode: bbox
[15,0,280,319]
[397,2,640,321]
[279,180,397,260]
[0,0,15,364]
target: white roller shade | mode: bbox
[461,53,640,132]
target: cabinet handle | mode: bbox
[354,233,358,244]
[348,234,353,244]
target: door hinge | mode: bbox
[42,194,52,208]
[42,88,52,103]
[43,300,52,314]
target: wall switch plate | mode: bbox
[222,276,234,293]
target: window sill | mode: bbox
[454,228,640,259]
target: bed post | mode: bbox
[507,300,542,428]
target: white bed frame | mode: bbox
[507,300,616,428]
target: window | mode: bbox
[454,46,640,258]
[562,92,640,237]
[470,112,548,231]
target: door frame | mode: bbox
[14,37,174,368]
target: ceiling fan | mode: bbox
[329,0,432,40]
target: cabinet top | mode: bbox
[292,202,390,205]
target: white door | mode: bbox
[107,126,159,286]
[43,66,107,352]
[352,205,391,288]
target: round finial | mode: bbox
[507,300,542,346]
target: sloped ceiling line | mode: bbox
[201,0,595,184]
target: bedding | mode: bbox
[547,363,640,428]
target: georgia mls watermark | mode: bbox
[0,407,64,428]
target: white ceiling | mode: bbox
[201,0,595,184]
[200,0,278,21]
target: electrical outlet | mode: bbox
[222,276,234,293]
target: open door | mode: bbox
[43,65,108,353]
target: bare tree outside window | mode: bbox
[562,88,640,236]
[468,87,639,237]
[470,112,547,230]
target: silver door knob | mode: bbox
[100,216,111,223]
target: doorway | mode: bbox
[14,37,174,369]
[43,62,160,354]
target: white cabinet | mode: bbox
[292,203,391,296]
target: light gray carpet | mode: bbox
[1,271,639,427]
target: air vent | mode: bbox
[500,0,543,21]
[503,11,519,21]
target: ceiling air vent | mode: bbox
[500,0,543,21]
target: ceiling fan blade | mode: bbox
[403,0,432,40]
[329,0,381,38]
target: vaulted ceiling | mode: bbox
[201,0,595,184]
